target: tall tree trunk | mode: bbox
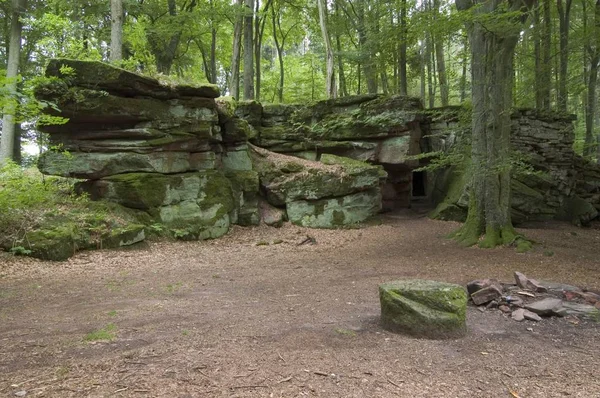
[399,0,408,95]
[148,0,181,74]
[243,0,255,100]
[435,41,449,106]
[110,0,123,62]
[317,0,336,98]
[271,4,284,102]
[230,0,244,99]
[12,123,21,165]
[534,7,543,108]
[460,33,468,103]
[210,27,217,84]
[254,0,272,101]
[433,0,449,106]
[336,34,348,97]
[453,0,535,248]
[357,4,377,94]
[0,0,26,164]
[540,0,552,109]
[585,55,599,157]
[426,33,435,108]
[584,0,600,158]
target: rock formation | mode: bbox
[427,108,599,225]
[34,59,388,242]
[32,59,599,257]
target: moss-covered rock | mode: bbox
[39,151,198,179]
[379,280,467,339]
[287,189,381,228]
[221,146,253,171]
[251,146,384,206]
[44,58,220,99]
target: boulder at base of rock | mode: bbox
[259,199,286,227]
[287,189,381,229]
[379,280,467,339]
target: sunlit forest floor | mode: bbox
[1,211,599,397]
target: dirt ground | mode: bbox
[1,211,599,398]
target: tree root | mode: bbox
[450,223,533,252]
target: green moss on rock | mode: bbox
[379,279,467,339]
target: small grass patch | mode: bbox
[107,310,118,317]
[165,282,183,294]
[334,328,356,337]
[84,323,117,342]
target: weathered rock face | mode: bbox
[379,280,468,339]
[36,60,388,235]
[428,107,599,225]
[36,59,257,238]
[251,146,385,228]
[219,95,424,211]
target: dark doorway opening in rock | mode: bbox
[412,171,426,197]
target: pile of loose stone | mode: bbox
[467,272,600,323]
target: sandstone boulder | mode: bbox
[379,280,467,339]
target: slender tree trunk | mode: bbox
[271,5,284,102]
[0,0,26,164]
[210,27,217,84]
[243,0,255,100]
[317,0,336,98]
[207,0,217,84]
[540,0,552,109]
[420,42,426,103]
[426,35,434,108]
[230,0,244,99]
[399,0,408,95]
[254,0,272,101]
[435,41,449,106]
[584,0,600,158]
[12,123,21,165]
[453,0,535,248]
[334,1,347,97]
[110,0,123,62]
[585,56,599,157]
[357,4,377,94]
[460,33,468,103]
[336,34,348,97]
[433,0,449,106]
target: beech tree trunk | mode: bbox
[433,0,449,106]
[317,0,336,98]
[556,0,573,111]
[110,0,123,62]
[0,0,26,164]
[271,4,285,102]
[230,0,244,99]
[243,0,255,100]
[399,0,408,96]
[541,0,552,109]
[453,0,535,249]
[584,0,600,158]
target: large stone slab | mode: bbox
[379,280,467,339]
[287,189,382,228]
[39,151,215,179]
[43,58,220,99]
[251,146,384,206]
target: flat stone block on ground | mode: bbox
[379,279,467,339]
